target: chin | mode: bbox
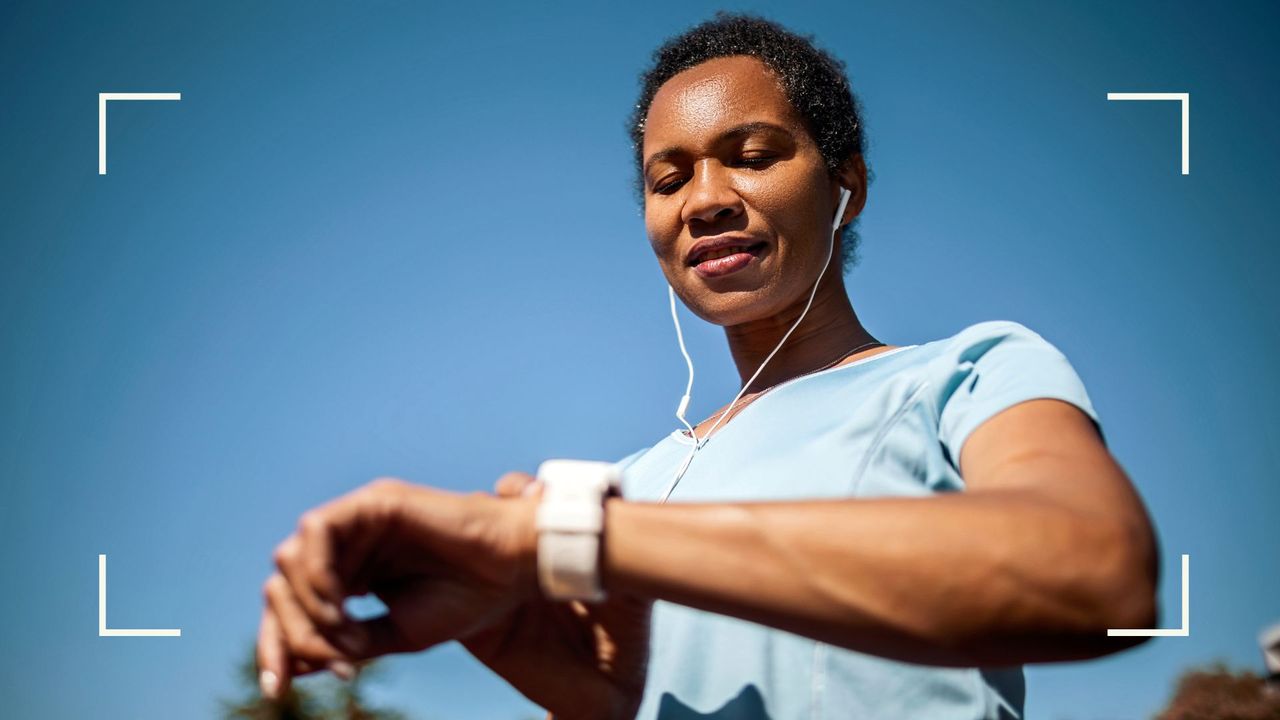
[685,286,776,327]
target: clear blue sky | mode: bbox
[2,1,1276,718]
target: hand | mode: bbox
[256,477,539,700]
[458,473,651,720]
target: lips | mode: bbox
[691,247,764,278]
[686,236,768,267]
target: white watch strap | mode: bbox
[534,459,622,602]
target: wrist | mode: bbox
[599,495,623,596]
[533,459,622,602]
[489,490,542,601]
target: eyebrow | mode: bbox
[643,121,794,179]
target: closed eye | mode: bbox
[654,178,686,195]
[652,155,776,194]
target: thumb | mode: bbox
[493,471,539,498]
[328,577,509,661]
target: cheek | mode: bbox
[761,167,831,245]
[644,204,679,258]
[743,182,809,244]
[741,159,814,216]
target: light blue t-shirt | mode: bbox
[615,320,1101,720]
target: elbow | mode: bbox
[1080,513,1160,652]
[923,504,1161,665]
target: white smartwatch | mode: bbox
[533,459,622,602]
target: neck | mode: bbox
[723,274,876,394]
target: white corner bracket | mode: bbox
[1108,553,1189,637]
[1106,92,1190,175]
[99,554,181,637]
[98,92,182,175]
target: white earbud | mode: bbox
[661,185,852,502]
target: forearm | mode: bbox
[601,492,1155,666]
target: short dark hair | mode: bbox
[627,12,873,274]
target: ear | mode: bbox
[833,154,868,230]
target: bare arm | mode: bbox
[600,398,1159,666]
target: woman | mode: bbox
[257,13,1158,719]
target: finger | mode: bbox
[311,478,406,603]
[264,572,350,665]
[323,588,415,662]
[397,576,517,658]
[256,604,292,701]
[291,657,322,676]
[283,656,358,682]
[494,472,536,498]
[328,576,490,662]
[286,656,354,681]
[296,510,349,621]
[275,533,343,628]
[329,659,358,681]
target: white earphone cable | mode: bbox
[660,186,853,502]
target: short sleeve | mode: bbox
[613,446,650,470]
[613,445,656,500]
[935,320,1102,470]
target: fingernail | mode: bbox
[330,660,356,681]
[322,601,344,625]
[259,670,280,699]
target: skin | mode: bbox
[645,57,887,403]
[256,55,1159,718]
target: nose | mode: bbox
[680,159,744,228]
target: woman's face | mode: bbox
[642,55,855,327]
